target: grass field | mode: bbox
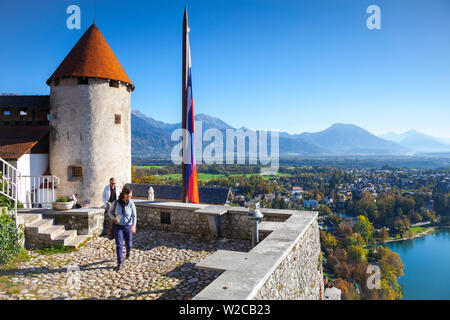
[387,226,433,241]
[134,165,294,182]
[158,173,253,182]
[157,173,226,181]
[134,165,167,168]
[155,172,292,182]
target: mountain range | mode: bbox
[380,130,450,153]
[131,110,449,158]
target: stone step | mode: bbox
[22,213,92,250]
[53,230,78,245]
[40,225,66,240]
[26,219,54,234]
[65,235,89,248]
[17,213,42,226]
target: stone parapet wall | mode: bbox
[192,210,323,300]
[127,202,211,236]
[219,211,253,240]
[132,202,294,240]
[252,219,323,300]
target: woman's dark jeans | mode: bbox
[114,224,133,265]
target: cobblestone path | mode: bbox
[0,230,251,300]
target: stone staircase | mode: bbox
[18,213,89,250]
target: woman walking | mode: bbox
[109,187,137,271]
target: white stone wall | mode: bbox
[49,78,131,207]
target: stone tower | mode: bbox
[46,24,134,207]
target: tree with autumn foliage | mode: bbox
[320,215,404,300]
[320,231,337,249]
[374,246,404,299]
[354,215,374,243]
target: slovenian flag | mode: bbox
[184,23,199,204]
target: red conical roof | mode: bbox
[46,24,134,89]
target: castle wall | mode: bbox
[178,206,324,300]
[251,219,324,300]
[49,78,131,207]
[129,202,291,240]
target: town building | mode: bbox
[304,199,319,209]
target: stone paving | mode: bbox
[0,230,251,300]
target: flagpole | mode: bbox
[181,6,189,203]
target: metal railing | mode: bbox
[18,175,61,208]
[1,157,61,220]
[1,158,19,228]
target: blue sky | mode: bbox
[1,0,449,137]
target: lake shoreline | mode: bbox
[386,228,450,300]
[383,227,436,244]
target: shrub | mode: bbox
[55,197,71,202]
[0,210,23,265]
[0,193,14,211]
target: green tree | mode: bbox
[377,247,404,277]
[345,233,366,247]
[434,192,450,225]
[347,245,367,264]
[423,210,436,223]
[376,227,389,242]
[354,215,374,243]
[320,231,337,249]
[318,205,332,216]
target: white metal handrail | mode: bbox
[1,157,61,219]
[18,175,61,207]
[1,157,19,228]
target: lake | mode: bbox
[386,228,450,300]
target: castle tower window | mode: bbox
[54,78,59,86]
[127,85,131,92]
[109,80,119,88]
[115,114,121,124]
[3,109,11,116]
[68,166,83,181]
[78,77,88,85]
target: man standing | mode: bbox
[102,177,121,212]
